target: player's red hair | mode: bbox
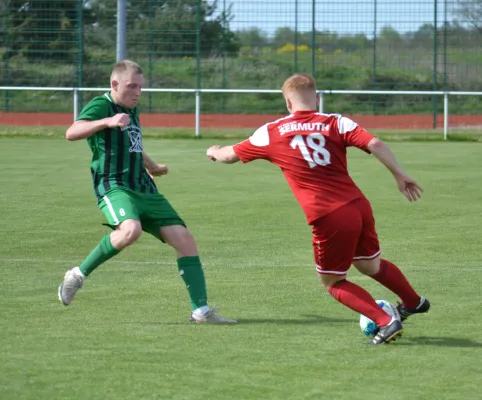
[281,74,317,94]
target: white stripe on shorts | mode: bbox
[103,195,119,225]
[315,265,349,275]
[353,250,382,260]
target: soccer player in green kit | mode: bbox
[58,60,236,324]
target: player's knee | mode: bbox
[118,220,142,246]
[161,225,198,255]
[318,272,345,290]
[124,226,142,245]
[174,229,196,252]
[353,257,380,275]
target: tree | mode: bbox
[455,0,482,33]
[331,33,369,52]
[236,27,268,48]
[442,21,481,47]
[405,23,434,48]
[273,27,295,49]
[0,1,6,34]
[0,3,5,51]
[378,26,405,49]
[86,0,240,58]
[3,0,91,61]
[3,0,239,61]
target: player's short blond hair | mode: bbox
[281,73,317,94]
[111,60,143,80]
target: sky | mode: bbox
[218,0,458,37]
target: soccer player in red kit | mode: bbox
[205,73,430,345]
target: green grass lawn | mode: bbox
[0,136,481,399]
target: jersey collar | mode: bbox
[293,110,318,115]
[104,92,135,112]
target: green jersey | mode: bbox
[77,92,158,202]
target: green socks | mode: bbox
[79,234,120,276]
[78,240,207,311]
[177,256,208,310]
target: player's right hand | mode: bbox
[396,174,423,202]
[206,145,221,161]
[106,113,130,129]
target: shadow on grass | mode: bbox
[236,314,352,325]
[155,314,353,326]
[398,336,482,348]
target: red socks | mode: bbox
[326,259,421,326]
[328,280,391,327]
[371,259,420,309]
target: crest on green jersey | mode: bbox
[127,124,143,153]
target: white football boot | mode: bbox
[189,306,237,324]
[58,267,84,306]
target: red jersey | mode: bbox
[233,111,375,224]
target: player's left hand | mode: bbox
[147,164,169,177]
[395,174,423,202]
[207,145,221,161]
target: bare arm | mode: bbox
[66,119,110,141]
[206,145,240,164]
[142,151,157,170]
[142,151,168,176]
[367,137,423,201]
[65,113,131,141]
[367,137,405,177]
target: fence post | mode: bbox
[432,0,438,129]
[318,92,324,114]
[195,0,202,137]
[443,92,448,141]
[311,0,316,77]
[294,0,298,72]
[148,0,153,113]
[221,0,227,113]
[74,89,79,121]
[195,90,201,137]
[3,7,10,112]
[117,0,127,61]
[372,0,377,114]
[443,0,448,91]
[77,0,84,115]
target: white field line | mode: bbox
[0,258,174,265]
[0,258,480,271]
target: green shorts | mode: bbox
[98,187,185,240]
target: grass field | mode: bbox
[1,133,481,399]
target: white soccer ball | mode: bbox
[359,300,400,337]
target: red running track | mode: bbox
[1,112,481,129]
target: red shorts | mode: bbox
[312,197,380,275]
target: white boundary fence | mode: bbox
[0,87,481,140]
